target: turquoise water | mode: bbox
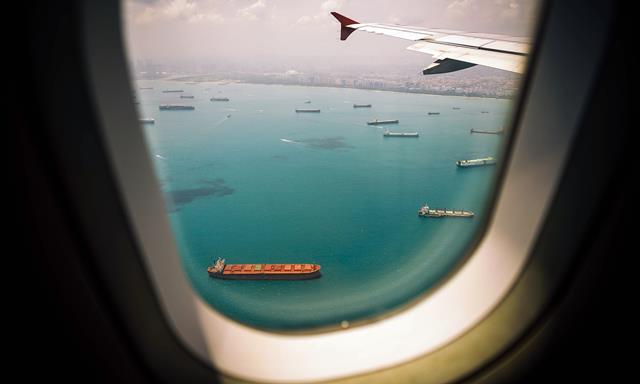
[135,80,511,330]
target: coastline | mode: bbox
[135,75,515,100]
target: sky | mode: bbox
[123,0,540,73]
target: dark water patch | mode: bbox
[166,179,234,210]
[187,160,221,172]
[298,136,352,150]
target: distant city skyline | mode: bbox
[123,0,540,73]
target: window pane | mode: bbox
[122,0,539,331]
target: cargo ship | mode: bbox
[383,130,419,137]
[418,203,474,218]
[207,258,321,280]
[162,90,184,93]
[180,95,195,99]
[428,112,440,115]
[470,128,503,135]
[353,104,372,108]
[367,119,399,125]
[210,97,230,101]
[457,157,496,167]
[295,108,321,113]
[139,118,155,124]
[159,105,195,111]
[452,107,461,110]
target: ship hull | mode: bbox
[456,162,496,167]
[384,133,419,137]
[159,105,195,111]
[470,129,503,135]
[209,271,321,280]
[367,120,399,125]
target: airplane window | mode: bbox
[122,0,540,331]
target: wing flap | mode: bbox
[407,41,527,74]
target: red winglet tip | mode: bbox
[330,12,359,40]
[330,12,359,26]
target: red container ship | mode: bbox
[207,258,321,280]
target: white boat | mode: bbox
[383,130,418,137]
[456,157,496,167]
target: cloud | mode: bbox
[320,0,344,12]
[237,0,267,21]
[445,0,530,28]
[296,15,313,25]
[446,0,481,19]
[130,0,225,25]
[295,0,344,26]
[163,0,197,18]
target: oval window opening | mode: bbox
[122,0,539,331]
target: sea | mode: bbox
[135,80,512,331]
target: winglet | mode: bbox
[330,12,360,41]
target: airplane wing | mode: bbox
[330,12,530,75]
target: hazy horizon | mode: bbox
[123,0,539,74]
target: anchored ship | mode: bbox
[139,118,155,124]
[180,95,195,99]
[353,104,372,108]
[367,119,399,125]
[210,97,230,101]
[383,130,419,137]
[470,128,504,135]
[418,203,474,218]
[207,258,321,280]
[295,108,321,113]
[428,112,440,115]
[159,105,195,111]
[457,157,496,167]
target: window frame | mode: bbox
[81,0,615,382]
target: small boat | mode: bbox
[159,105,195,111]
[456,157,496,167]
[470,128,504,135]
[418,203,474,218]
[383,130,419,137]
